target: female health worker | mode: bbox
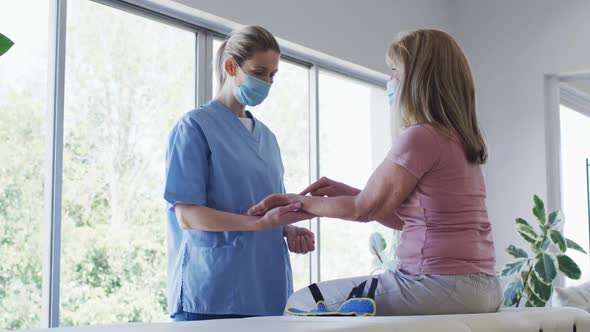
[164,25,315,321]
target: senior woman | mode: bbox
[249,29,502,316]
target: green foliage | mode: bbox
[547,211,560,229]
[549,229,566,252]
[527,271,552,302]
[556,254,581,280]
[533,252,556,284]
[0,33,14,56]
[500,259,527,277]
[506,245,528,259]
[502,278,523,307]
[369,232,386,253]
[515,218,538,246]
[500,195,587,308]
[566,238,588,254]
[0,91,45,330]
[532,195,546,225]
[368,232,399,274]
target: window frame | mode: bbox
[587,158,590,250]
[545,72,590,290]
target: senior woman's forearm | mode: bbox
[299,195,374,222]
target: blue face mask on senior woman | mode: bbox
[233,66,272,107]
[386,79,400,110]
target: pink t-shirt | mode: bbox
[387,124,496,276]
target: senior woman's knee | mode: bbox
[284,287,316,314]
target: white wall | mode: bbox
[449,0,590,271]
[171,0,452,73]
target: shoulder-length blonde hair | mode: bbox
[387,29,487,164]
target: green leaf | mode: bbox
[556,254,582,280]
[500,259,527,277]
[533,237,551,253]
[506,245,528,259]
[533,252,556,284]
[548,211,560,228]
[549,230,567,252]
[542,237,551,250]
[532,195,546,225]
[566,238,588,254]
[369,232,386,253]
[515,218,538,245]
[527,271,552,301]
[515,218,535,231]
[0,33,14,56]
[502,278,523,307]
[524,289,547,307]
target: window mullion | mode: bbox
[43,0,68,328]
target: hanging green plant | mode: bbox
[0,33,14,56]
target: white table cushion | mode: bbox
[22,307,590,332]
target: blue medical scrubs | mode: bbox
[164,100,293,317]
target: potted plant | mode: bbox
[501,195,587,307]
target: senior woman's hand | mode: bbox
[300,177,361,197]
[248,193,302,216]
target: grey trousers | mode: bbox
[285,269,503,316]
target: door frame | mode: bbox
[544,71,590,211]
[544,71,590,287]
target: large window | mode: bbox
[60,0,195,326]
[2,0,389,328]
[0,1,48,329]
[318,70,394,281]
[559,104,590,287]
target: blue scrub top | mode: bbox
[163,100,293,316]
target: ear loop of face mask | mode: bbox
[386,78,400,111]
